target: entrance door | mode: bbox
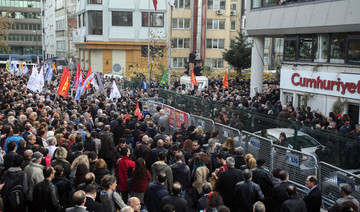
[348,104,359,129]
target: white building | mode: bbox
[42,0,56,59]
[246,0,360,124]
[74,0,169,74]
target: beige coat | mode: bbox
[192,165,209,194]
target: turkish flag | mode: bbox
[153,0,158,10]
[191,70,198,86]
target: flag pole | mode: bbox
[147,0,151,85]
[167,3,173,89]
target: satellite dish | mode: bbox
[113,64,121,72]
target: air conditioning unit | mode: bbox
[216,10,223,15]
[230,10,237,16]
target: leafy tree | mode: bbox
[0,12,13,53]
[222,32,252,77]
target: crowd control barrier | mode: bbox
[214,123,242,146]
[190,115,215,133]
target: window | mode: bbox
[112,11,132,26]
[174,0,190,9]
[231,21,236,31]
[78,14,81,27]
[142,12,164,27]
[206,58,224,69]
[89,0,102,4]
[231,2,237,10]
[56,20,65,31]
[172,58,188,68]
[330,33,346,64]
[252,0,262,8]
[314,34,329,63]
[206,39,225,49]
[83,13,86,27]
[172,18,191,29]
[208,0,226,10]
[55,0,64,10]
[88,11,102,35]
[141,46,165,57]
[284,36,298,61]
[299,35,313,61]
[57,41,65,50]
[172,38,190,48]
[207,19,225,30]
[347,35,360,64]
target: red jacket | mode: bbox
[132,171,151,193]
[116,156,135,191]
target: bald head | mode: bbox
[73,190,86,206]
[157,139,164,147]
[128,197,141,212]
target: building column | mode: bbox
[250,36,264,97]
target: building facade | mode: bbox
[42,0,56,59]
[170,0,242,71]
[74,0,169,74]
[0,0,42,63]
[246,0,360,124]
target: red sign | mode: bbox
[163,105,175,128]
[175,110,189,129]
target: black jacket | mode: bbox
[171,162,191,190]
[280,194,307,212]
[85,196,104,212]
[144,181,168,212]
[273,181,294,212]
[52,176,72,208]
[33,179,63,212]
[234,180,265,212]
[150,146,166,165]
[303,186,322,212]
[252,167,274,201]
[160,195,189,212]
[216,167,244,208]
[84,138,96,152]
[93,168,110,185]
[99,131,115,161]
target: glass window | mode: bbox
[330,33,346,64]
[284,37,297,61]
[264,0,276,6]
[206,39,212,48]
[89,0,102,4]
[208,0,225,9]
[231,2,237,10]
[175,0,190,9]
[172,18,190,29]
[184,38,190,48]
[207,20,212,29]
[347,35,360,64]
[112,11,132,26]
[231,21,236,31]
[78,14,81,27]
[142,12,164,27]
[299,36,313,61]
[89,11,103,35]
[252,0,262,8]
[83,13,86,27]
[314,34,329,63]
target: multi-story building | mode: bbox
[74,0,169,74]
[170,0,242,71]
[246,0,360,124]
[42,0,56,59]
[0,0,42,63]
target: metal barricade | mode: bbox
[214,123,242,146]
[174,108,191,131]
[138,98,164,115]
[241,131,273,171]
[163,104,177,136]
[190,115,214,133]
[273,144,318,187]
[318,161,360,209]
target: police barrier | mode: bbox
[272,144,318,188]
[318,161,360,209]
[163,104,177,135]
[241,131,273,171]
[214,123,241,146]
[174,108,191,131]
[190,115,215,133]
[138,98,164,115]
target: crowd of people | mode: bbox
[0,67,358,212]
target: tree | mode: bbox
[222,32,252,77]
[0,12,13,53]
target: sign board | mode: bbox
[113,64,121,72]
[336,172,356,189]
[249,138,260,150]
[223,130,230,138]
[175,110,189,129]
[163,105,175,128]
[285,152,299,167]
[197,120,205,127]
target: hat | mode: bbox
[68,121,75,126]
[202,144,211,152]
[31,152,43,161]
[337,113,341,117]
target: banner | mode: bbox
[175,109,189,129]
[27,67,41,92]
[163,105,175,128]
[109,81,121,99]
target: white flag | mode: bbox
[38,66,45,92]
[91,77,99,90]
[168,0,174,6]
[109,81,121,99]
[27,66,39,92]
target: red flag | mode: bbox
[135,102,141,120]
[84,67,93,90]
[52,61,57,71]
[123,112,129,124]
[57,68,71,97]
[191,70,198,86]
[222,71,229,89]
[153,0,158,10]
[74,64,82,88]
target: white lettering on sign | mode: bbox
[197,120,205,127]
[223,130,230,138]
[336,172,356,189]
[250,138,260,150]
[285,152,299,167]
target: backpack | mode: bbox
[3,170,25,210]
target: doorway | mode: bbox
[348,104,359,129]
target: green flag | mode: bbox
[160,69,167,86]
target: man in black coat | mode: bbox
[252,158,274,211]
[160,182,189,212]
[85,184,104,212]
[273,170,293,212]
[303,175,321,212]
[216,157,244,211]
[99,125,116,171]
[280,185,307,212]
[234,169,265,212]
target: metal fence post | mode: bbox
[318,162,322,190]
[270,141,274,172]
[288,118,298,150]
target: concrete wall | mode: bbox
[112,50,126,75]
[90,50,102,72]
